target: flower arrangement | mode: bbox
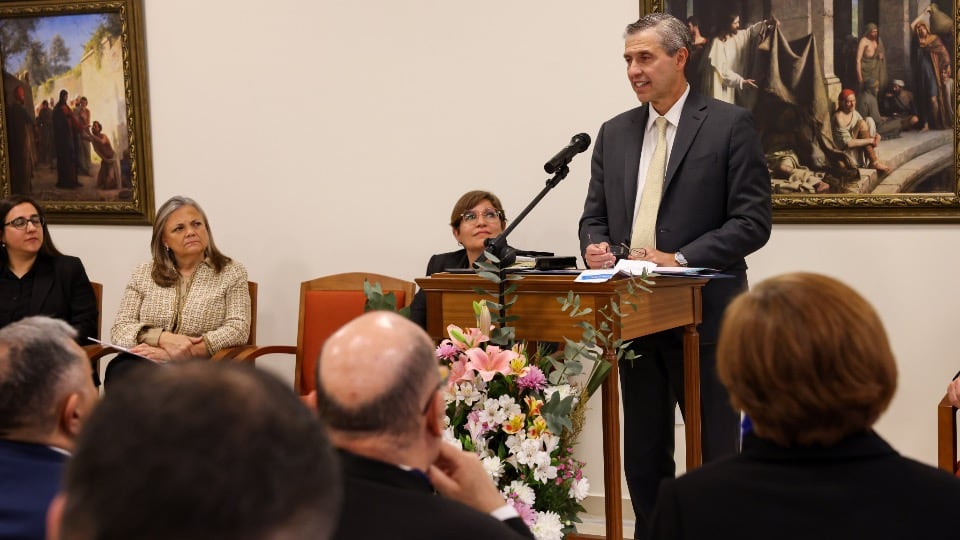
[435,299,607,540]
[363,258,649,539]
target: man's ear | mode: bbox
[61,393,84,438]
[46,493,66,540]
[425,392,443,437]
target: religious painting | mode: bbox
[642,0,959,223]
[0,0,153,225]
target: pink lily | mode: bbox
[464,345,517,382]
[446,324,489,350]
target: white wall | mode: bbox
[47,0,958,505]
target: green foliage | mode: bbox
[362,280,411,318]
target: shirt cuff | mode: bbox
[140,327,163,347]
[490,503,520,522]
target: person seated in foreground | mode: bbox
[48,361,341,540]
[647,272,960,539]
[315,311,534,539]
[106,195,250,386]
[0,317,98,539]
[410,189,513,329]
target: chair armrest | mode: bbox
[211,345,259,361]
[937,393,957,473]
[232,345,297,364]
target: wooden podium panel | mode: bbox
[417,273,707,540]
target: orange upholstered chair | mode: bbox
[88,281,259,380]
[938,393,958,475]
[234,272,415,395]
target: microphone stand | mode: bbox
[478,164,571,324]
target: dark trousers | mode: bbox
[621,331,739,540]
[103,352,158,389]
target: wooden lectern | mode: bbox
[417,272,707,540]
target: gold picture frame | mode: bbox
[641,0,960,223]
[0,0,153,225]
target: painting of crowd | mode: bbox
[674,1,955,195]
[1,14,131,201]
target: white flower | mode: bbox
[504,480,536,505]
[441,427,462,449]
[498,394,522,418]
[481,455,505,481]
[532,456,558,483]
[531,511,564,540]
[568,477,590,501]
[456,382,482,406]
[541,433,559,454]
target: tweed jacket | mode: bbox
[111,259,250,354]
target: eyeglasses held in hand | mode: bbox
[609,243,647,259]
[4,216,43,230]
[460,209,502,224]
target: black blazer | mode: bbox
[6,254,98,343]
[332,449,534,540]
[648,431,960,539]
[579,92,772,342]
[410,250,470,330]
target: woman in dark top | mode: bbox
[0,195,97,343]
[410,190,508,329]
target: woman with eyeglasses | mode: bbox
[410,190,510,329]
[0,195,98,343]
[105,196,250,386]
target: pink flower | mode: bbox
[448,355,474,384]
[517,365,547,391]
[435,339,460,360]
[510,500,537,527]
[464,345,516,382]
[446,324,489,350]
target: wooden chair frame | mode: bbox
[938,393,957,473]
[234,272,415,395]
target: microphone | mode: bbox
[543,133,591,174]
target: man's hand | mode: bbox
[427,442,507,514]
[947,378,960,408]
[629,247,678,267]
[585,242,615,269]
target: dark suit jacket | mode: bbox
[332,449,533,540]
[0,439,68,540]
[410,250,471,329]
[579,92,772,342]
[648,431,960,539]
[2,254,98,343]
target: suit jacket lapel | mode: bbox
[30,256,54,314]
[664,93,708,193]
[622,105,649,218]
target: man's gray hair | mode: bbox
[625,12,692,57]
[0,317,81,435]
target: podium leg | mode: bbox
[599,346,623,540]
[683,323,702,469]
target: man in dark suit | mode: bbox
[315,311,534,540]
[578,13,772,539]
[0,317,98,539]
[49,361,342,540]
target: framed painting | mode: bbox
[641,0,959,223]
[0,0,153,225]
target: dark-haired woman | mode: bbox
[0,195,97,342]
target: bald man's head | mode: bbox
[316,311,439,438]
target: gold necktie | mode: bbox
[630,116,668,250]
